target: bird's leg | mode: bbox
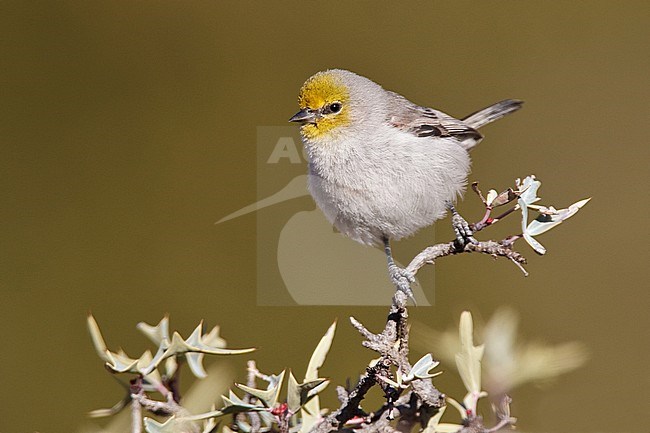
[448,203,478,246]
[382,236,415,298]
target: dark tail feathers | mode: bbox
[462,99,523,129]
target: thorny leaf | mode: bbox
[236,370,286,407]
[287,371,329,413]
[288,371,301,413]
[145,413,219,433]
[184,397,268,422]
[137,316,170,346]
[90,315,253,380]
[144,415,195,433]
[88,315,162,385]
[184,324,228,378]
[142,322,255,376]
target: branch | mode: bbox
[310,293,443,433]
[406,240,528,277]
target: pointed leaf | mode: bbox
[409,354,441,380]
[305,321,336,381]
[236,419,252,432]
[137,316,170,345]
[455,312,484,396]
[445,397,467,420]
[526,198,591,236]
[519,196,547,255]
[434,424,464,433]
[202,325,227,349]
[87,396,129,418]
[144,416,184,433]
[141,326,254,375]
[301,321,336,432]
[104,349,139,373]
[485,190,498,206]
[186,352,208,378]
[523,232,546,255]
[87,314,110,361]
[516,175,541,205]
[236,370,285,407]
[491,188,518,208]
[287,371,301,413]
[227,389,249,406]
[423,406,463,433]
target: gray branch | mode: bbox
[309,292,443,433]
[406,240,528,277]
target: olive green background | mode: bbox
[1,1,648,432]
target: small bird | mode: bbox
[289,69,522,294]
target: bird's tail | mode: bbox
[462,99,523,129]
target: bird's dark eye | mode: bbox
[329,102,342,113]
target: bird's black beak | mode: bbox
[289,108,318,124]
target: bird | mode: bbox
[289,69,522,295]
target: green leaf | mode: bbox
[491,188,518,208]
[137,316,170,345]
[305,321,336,381]
[422,406,462,433]
[144,416,181,433]
[287,371,301,413]
[407,353,441,380]
[519,196,546,255]
[236,370,285,407]
[87,396,129,418]
[516,175,541,205]
[183,403,268,422]
[141,323,255,376]
[455,312,484,396]
[288,374,329,413]
[300,321,336,433]
[526,198,591,236]
[87,314,109,361]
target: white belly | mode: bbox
[306,129,471,246]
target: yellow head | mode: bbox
[289,70,352,140]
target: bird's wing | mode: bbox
[386,91,483,148]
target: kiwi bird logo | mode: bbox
[216,174,433,306]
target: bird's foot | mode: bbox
[449,204,478,247]
[388,263,416,300]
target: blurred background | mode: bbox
[1,1,648,432]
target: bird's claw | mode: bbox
[450,207,478,247]
[388,264,416,299]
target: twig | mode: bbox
[405,240,528,277]
[131,394,142,433]
[310,292,443,433]
[132,393,183,416]
[244,360,262,433]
